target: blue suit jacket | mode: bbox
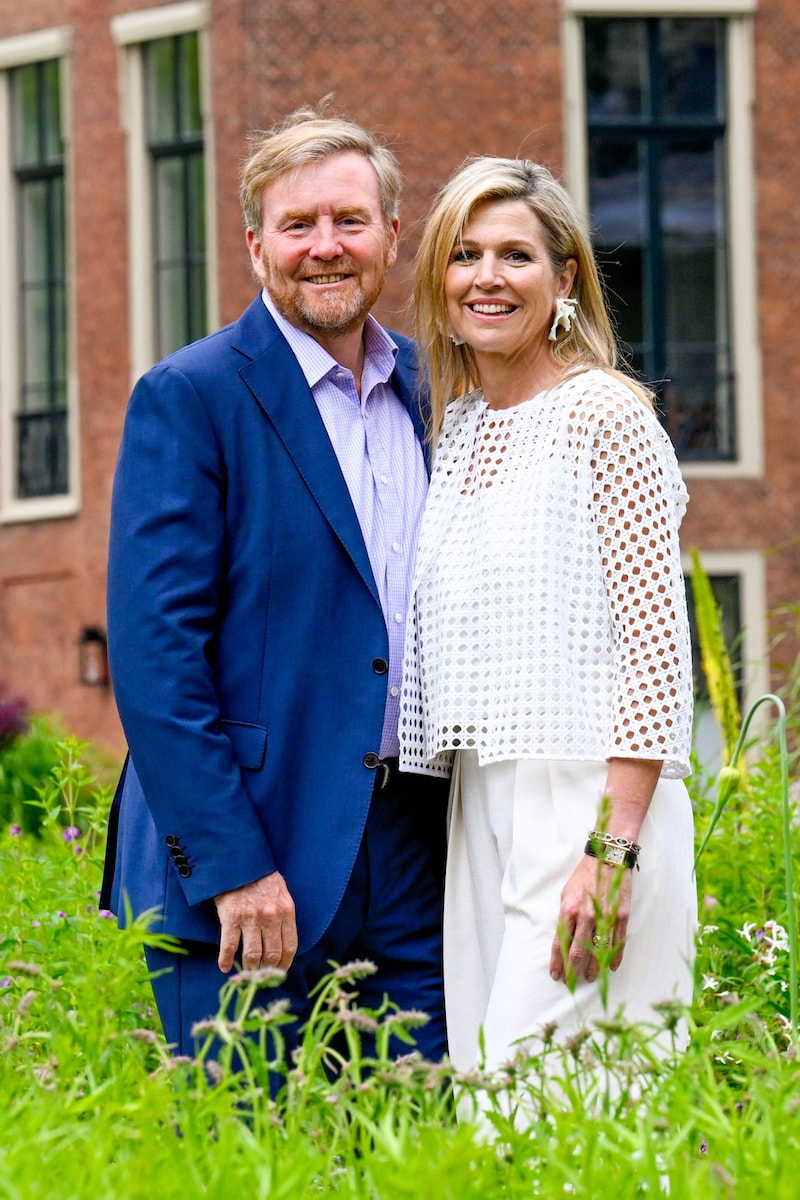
[103,295,430,953]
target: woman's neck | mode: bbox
[476,347,564,411]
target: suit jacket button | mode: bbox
[165,835,179,847]
[372,658,388,674]
[174,854,188,867]
[363,752,380,769]
[178,865,191,878]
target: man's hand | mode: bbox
[214,871,298,974]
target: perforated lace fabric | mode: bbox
[399,369,694,778]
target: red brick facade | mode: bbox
[0,1,797,753]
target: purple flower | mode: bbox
[0,976,12,989]
[9,825,22,838]
[98,909,115,920]
[63,826,82,843]
[56,911,67,919]
[0,682,29,748]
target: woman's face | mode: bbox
[445,199,576,362]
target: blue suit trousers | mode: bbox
[145,768,448,1067]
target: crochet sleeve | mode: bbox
[586,386,693,773]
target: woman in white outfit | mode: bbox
[399,157,697,1084]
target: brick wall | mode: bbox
[0,0,798,751]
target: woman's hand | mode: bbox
[549,850,632,985]
[547,757,662,986]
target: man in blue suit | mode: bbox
[101,104,448,1064]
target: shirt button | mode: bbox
[391,541,401,553]
[393,612,403,624]
[380,475,390,485]
[390,686,399,697]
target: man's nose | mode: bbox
[308,218,344,259]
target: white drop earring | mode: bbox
[449,329,466,346]
[548,296,578,342]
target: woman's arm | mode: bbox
[549,384,692,985]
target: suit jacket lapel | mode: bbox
[233,299,381,605]
[390,341,427,452]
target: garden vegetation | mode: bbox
[1,581,799,1197]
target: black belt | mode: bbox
[364,753,400,791]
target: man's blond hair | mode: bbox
[240,99,402,233]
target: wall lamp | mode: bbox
[78,626,109,688]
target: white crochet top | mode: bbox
[399,369,693,778]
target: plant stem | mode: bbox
[694,694,798,1039]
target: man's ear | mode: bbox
[386,217,400,269]
[246,227,266,284]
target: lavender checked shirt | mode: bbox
[262,292,428,757]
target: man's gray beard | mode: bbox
[291,285,370,337]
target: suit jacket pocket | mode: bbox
[220,720,268,770]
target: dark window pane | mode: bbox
[146,37,178,141]
[40,59,62,161]
[178,34,202,135]
[585,16,732,462]
[685,574,742,702]
[146,34,207,358]
[585,19,646,120]
[16,410,68,498]
[11,61,68,497]
[661,19,723,119]
[588,138,647,246]
[145,33,203,143]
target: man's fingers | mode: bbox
[217,920,241,973]
[214,871,297,974]
[240,926,265,971]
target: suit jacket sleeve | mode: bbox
[107,359,278,907]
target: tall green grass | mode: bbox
[1,706,798,1197]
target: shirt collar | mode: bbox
[261,289,398,390]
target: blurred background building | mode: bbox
[0,0,795,754]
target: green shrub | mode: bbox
[0,715,66,834]
[0,717,119,839]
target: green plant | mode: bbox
[689,547,742,768]
[2,721,800,1197]
[0,717,118,839]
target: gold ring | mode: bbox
[591,933,611,948]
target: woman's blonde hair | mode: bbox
[413,155,653,441]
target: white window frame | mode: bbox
[684,548,769,711]
[0,27,79,524]
[111,1,217,383]
[561,0,762,479]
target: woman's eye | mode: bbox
[451,249,477,263]
[507,250,532,263]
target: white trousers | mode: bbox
[444,752,697,1074]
